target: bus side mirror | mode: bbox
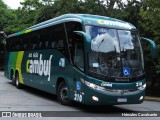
[74,31,91,42]
[141,37,157,58]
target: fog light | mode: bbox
[139,96,143,100]
[92,96,99,101]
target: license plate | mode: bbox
[117,98,127,102]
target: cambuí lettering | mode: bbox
[26,54,53,81]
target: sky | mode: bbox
[2,0,24,9]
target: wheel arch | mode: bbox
[56,77,68,93]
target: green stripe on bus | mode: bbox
[8,53,14,74]
[24,29,32,33]
[16,51,24,84]
[8,52,18,74]
[12,52,18,70]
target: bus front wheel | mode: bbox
[57,82,72,105]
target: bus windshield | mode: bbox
[85,25,144,78]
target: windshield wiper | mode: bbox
[97,39,104,50]
[97,39,104,63]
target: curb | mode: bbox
[144,96,160,102]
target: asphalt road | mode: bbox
[0,72,160,120]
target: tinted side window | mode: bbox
[49,24,69,58]
[23,35,30,51]
[15,36,24,51]
[65,22,84,71]
[30,33,39,50]
[74,35,84,71]
[22,32,39,51]
[38,29,49,49]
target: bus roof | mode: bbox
[8,14,136,37]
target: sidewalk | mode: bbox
[144,96,160,102]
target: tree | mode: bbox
[4,0,44,33]
[138,0,160,88]
[0,0,14,31]
[0,0,13,70]
[139,0,160,43]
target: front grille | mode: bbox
[104,88,142,95]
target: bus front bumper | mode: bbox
[84,86,145,105]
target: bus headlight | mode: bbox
[138,83,146,91]
[92,96,99,101]
[82,80,105,91]
[139,96,144,100]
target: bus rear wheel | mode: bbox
[15,73,22,89]
[57,82,72,105]
[11,72,16,86]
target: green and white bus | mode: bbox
[4,14,157,105]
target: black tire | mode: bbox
[15,73,22,89]
[57,82,72,105]
[11,72,16,86]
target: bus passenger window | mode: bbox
[32,43,37,50]
[23,35,31,51]
[31,34,38,50]
[64,21,83,69]
[45,41,49,48]
[19,39,23,51]
[38,30,49,49]
[15,39,20,51]
[48,41,55,49]
[24,43,27,50]
[50,24,66,53]
[38,41,43,49]
[51,42,55,48]
[54,40,65,54]
[74,35,84,71]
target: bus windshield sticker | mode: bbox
[98,28,108,33]
[123,67,130,76]
[76,81,81,91]
[93,63,99,67]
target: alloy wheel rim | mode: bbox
[16,77,19,86]
[60,87,68,101]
